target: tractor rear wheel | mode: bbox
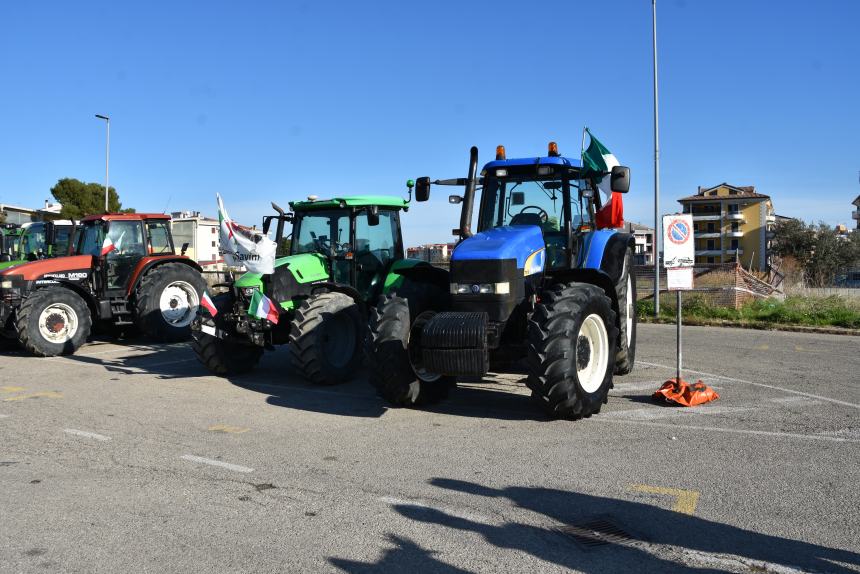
[614,248,637,375]
[527,282,618,420]
[16,288,92,356]
[191,293,263,375]
[367,293,454,406]
[289,291,363,385]
[134,263,206,342]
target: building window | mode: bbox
[731,239,739,250]
[707,257,714,264]
[707,239,715,250]
[707,222,715,232]
[728,204,739,213]
[731,221,739,232]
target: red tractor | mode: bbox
[0,213,206,356]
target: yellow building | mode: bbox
[678,183,775,271]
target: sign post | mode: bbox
[662,214,694,386]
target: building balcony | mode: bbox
[696,232,720,239]
[853,210,860,221]
[695,249,722,256]
[726,231,744,238]
[725,248,744,256]
[692,214,721,221]
[726,212,745,221]
[766,214,776,223]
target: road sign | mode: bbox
[663,214,694,268]
[667,267,693,291]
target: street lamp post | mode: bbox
[95,114,110,213]
[651,0,661,315]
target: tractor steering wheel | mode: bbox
[511,205,549,225]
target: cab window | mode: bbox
[147,221,174,254]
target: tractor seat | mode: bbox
[510,213,543,227]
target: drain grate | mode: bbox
[558,517,636,549]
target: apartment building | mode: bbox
[853,195,859,230]
[623,222,655,265]
[678,183,776,271]
[406,243,456,264]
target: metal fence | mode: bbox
[634,263,778,309]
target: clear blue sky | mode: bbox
[1,0,858,246]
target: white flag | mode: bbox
[216,193,277,274]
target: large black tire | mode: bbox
[16,288,92,357]
[134,263,207,343]
[614,248,637,375]
[191,293,263,376]
[527,282,618,420]
[367,293,455,407]
[289,291,363,385]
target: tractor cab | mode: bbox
[279,196,410,300]
[75,214,176,292]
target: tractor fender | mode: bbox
[579,230,634,285]
[125,256,203,296]
[309,282,364,306]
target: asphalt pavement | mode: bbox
[1,324,858,573]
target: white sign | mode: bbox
[216,194,277,274]
[667,267,694,291]
[663,214,695,268]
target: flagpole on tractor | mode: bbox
[651,0,661,315]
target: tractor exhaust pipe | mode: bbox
[459,146,479,239]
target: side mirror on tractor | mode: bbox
[610,166,631,193]
[366,205,380,227]
[415,177,431,202]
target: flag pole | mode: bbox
[652,0,661,316]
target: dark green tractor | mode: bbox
[191,191,447,386]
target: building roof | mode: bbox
[853,195,860,207]
[678,183,771,203]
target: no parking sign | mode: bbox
[663,214,695,290]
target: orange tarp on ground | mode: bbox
[653,379,719,407]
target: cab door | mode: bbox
[103,221,147,291]
[353,210,401,298]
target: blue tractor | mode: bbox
[366,142,637,419]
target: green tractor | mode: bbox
[191,190,448,386]
[0,220,77,270]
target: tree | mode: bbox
[50,178,135,219]
[772,219,860,286]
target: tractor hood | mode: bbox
[234,252,330,289]
[451,226,546,275]
[0,255,94,280]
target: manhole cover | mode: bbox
[558,517,637,549]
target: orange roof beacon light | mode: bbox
[548,141,559,157]
[495,145,506,160]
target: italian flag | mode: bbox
[248,290,279,324]
[200,291,218,317]
[100,236,117,256]
[582,129,624,229]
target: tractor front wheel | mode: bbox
[289,291,363,385]
[614,248,637,375]
[367,293,454,406]
[192,293,263,376]
[16,288,92,356]
[527,282,618,420]
[134,263,206,342]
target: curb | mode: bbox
[639,317,860,336]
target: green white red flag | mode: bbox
[581,129,624,229]
[248,290,279,324]
[200,291,218,316]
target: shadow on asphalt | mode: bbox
[329,534,471,573]
[334,478,860,573]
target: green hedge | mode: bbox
[637,295,860,329]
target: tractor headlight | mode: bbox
[450,282,510,295]
[242,287,258,297]
[0,280,12,289]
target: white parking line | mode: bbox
[180,454,254,473]
[63,429,111,441]
[0,414,9,419]
[594,418,860,444]
[637,361,860,410]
